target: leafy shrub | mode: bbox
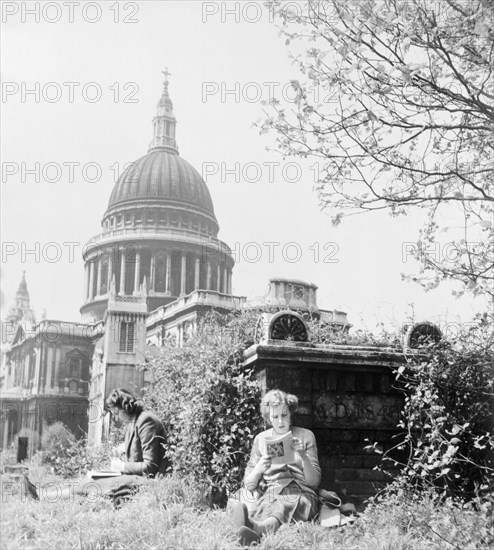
[0,444,17,470]
[306,315,402,347]
[41,421,118,478]
[42,421,76,454]
[365,477,494,550]
[143,310,263,491]
[382,327,494,500]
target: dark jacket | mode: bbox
[122,411,167,477]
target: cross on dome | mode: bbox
[162,67,171,84]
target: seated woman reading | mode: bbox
[233,389,321,546]
[24,388,167,502]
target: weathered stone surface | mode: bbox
[334,468,390,482]
[313,393,403,428]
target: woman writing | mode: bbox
[23,388,167,502]
[105,388,167,478]
[233,389,321,546]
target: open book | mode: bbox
[86,470,123,479]
[263,431,295,465]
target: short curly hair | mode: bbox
[105,388,143,416]
[260,389,299,425]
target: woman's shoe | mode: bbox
[232,502,252,529]
[237,526,260,546]
[22,475,39,500]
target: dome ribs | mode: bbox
[104,151,218,228]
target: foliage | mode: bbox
[41,421,76,455]
[143,310,263,492]
[306,315,402,347]
[380,326,494,499]
[40,421,118,478]
[363,478,494,550]
[0,443,17,469]
[262,0,494,300]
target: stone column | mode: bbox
[223,267,228,293]
[107,252,113,293]
[55,346,61,390]
[120,248,126,295]
[216,265,221,292]
[150,251,156,292]
[44,347,52,391]
[228,270,232,294]
[53,345,61,392]
[194,257,200,290]
[45,347,53,391]
[96,258,102,296]
[88,261,95,300]
[134,249,141,293]
[180,254,187,296]
[83,263,89,301]
[206,261,212,290]
[34,348,42,393]
[165,252,171,296]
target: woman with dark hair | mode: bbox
[22,388,167,502]
[233,389,321,546]
[104,388,166,478]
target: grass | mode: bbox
[1,460,493,550]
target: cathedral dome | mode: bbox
[106,150,216,218]
[101,72,219,234]
[81,71,235,323]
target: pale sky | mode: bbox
[0,1,484,336]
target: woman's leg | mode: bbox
[23,476,120,501]
[253,516,281,535]
[43,480,108,500]
[237,516,281,547]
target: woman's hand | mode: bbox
[254,454,273,475]
[110,458,125,473]
[292,437,306,456]
[111,444,125,458]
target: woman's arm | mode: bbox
[123,414,165,477]
[293,430,322,489]
[244,435,271,491]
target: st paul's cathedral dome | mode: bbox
[80,73,234,321]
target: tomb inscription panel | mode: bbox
[314,392,402,428]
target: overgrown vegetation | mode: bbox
[143,310,263,491]
[39,422,118,478]
[386,328,494,500]
[2,312,493,548]
[1,466,492,550]
[306,315,403,348]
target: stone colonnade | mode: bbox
[83,245,232,302]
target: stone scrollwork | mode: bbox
[292,285,304,300]
[254,316,266,343]
[407,322,442,349]
[269,311,308,342]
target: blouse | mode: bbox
[244,426,321,494]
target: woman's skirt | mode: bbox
[74,474,146,504]
[249,481,319,525]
